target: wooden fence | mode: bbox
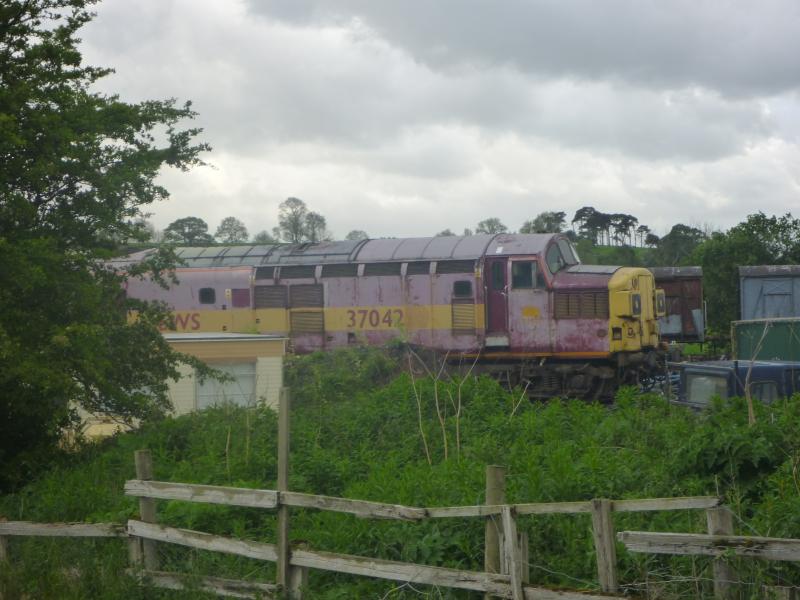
[2,387,799,598]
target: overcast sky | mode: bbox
[80,0,800,239]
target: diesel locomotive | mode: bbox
[121,233,666,398]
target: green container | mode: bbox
[732,318,800,362]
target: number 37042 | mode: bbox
[346,308,403,329]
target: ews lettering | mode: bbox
[173,312,201,331]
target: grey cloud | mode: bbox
[248,0,800,97]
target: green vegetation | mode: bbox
[2,347,800,598]
[0,0,210,490]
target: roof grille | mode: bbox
[255,266,275,280]
[436,260,475,274]
[280,265,316,279]
[363,262,402,276]
[406,261,430,275]
[322,263,358,278]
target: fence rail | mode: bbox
[2,386,796,599]
[619,531,800,561]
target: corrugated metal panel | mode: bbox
[321,264,358,277]
[451,300,475,334]
[363,262,402,276]
[289,284,324,308]
[554,291,609,319]
[254,285,287,308]
[290,311,324,334]
[280,265,316,279]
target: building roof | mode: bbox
[739,265,800,277]
[649,266,703,279]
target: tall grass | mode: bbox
[2,346,800,598]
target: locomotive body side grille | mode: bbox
[554,291,609,319]
[289,284,324,308]
[451,297,475,334]
[290,311,325,334]
[254,285,287,308]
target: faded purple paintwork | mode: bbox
[120,233,630,357]
[126,267,252,311]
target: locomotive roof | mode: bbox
[117,234,560,268]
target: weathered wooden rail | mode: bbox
[2,387,797,598]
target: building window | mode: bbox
[196,363,256,408]
[199,287,216,304]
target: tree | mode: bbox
[304,211,329,243]
[345,230,369,241]
[253,230,277,244]
[636,225,651,247]
[276,197,308,243]
[0,0,209,490]
[475,218,508,234]
[691,213,800,333]
[435,229,456,236]
[645,232,660,247]
[652,224,706,266]
[520,211,566,234]
[163,216,214,245]
[215,216,249,243]
[610,213,638,246]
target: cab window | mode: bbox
[490,262,505,291]
[686,373,728,406]
[557,239,579,266]
[512,261,545,289]
[546,244,566,274]
[750,381,779,404]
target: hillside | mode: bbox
[2,347,800,598]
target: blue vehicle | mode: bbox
[670,360,800,409]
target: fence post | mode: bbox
[707,507,736,600]
[501,506,524,600]
[131,449,159,571]
[590,499,618,593]
[276,387,296,595]
[484,465,506,600]
[0,517,8,563]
